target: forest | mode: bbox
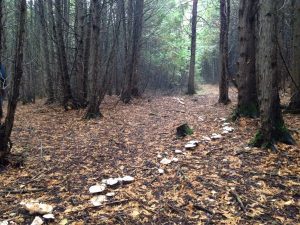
[0,0,299,224]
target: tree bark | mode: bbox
[254,0,294,147]
[218,0,231,104]
[121,0,145,103]
[54,0,73,109]
[37,0,54,104]
[84,0,102,119]
[73,0,86,107]
[236,0,258,117]
[0,0,3,122]
[288,0,300,111]
[187,0,198,95]
[0,0,27,161]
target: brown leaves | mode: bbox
[0,87,299,224]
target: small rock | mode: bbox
[172,158,179,162]
[43,214,55,220]
[20,200,53,215]
[121,176,135,183]
[31,217,43,225]
[106,192,116,197]
[157,154,162,158]
[185,143,196,149]
[211,133,222,139]
[202,136,211,141]
[188,140,199,145]
[174,149,183,154]
[158,168,164,174]
[223,126,234,132]
[160,158,172,165]
[90,195,107,207]
[106,178,119,186]
[89,184,106,194]
[0,221,8,225]
[185,140,199,149]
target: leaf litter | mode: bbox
[0,85,299,224]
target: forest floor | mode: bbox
[0,85,299,225]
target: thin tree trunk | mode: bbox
[187,0,198,95]
[0,0,3,122]
[0,0,27,161]
[73,0,86,107]
[288,0,300,111]
[218,0,230,104]
[55,0,73,109]
[38,0,54,104]
[84,0,102,119]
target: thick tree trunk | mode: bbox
[254,0,294,148]
[288,0,300,111]
[0,0,26,161]
[38,0,54,104]
[236,0,258,117]
[84,0,102,119]
[121,0,144,103]
[55,0,73,109]
[187,0,198,95]
[218,0,230,104]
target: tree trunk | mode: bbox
[37,0,54,104]
[82,1,91,100]
[84,0,102,119]
[73,0,86,107]
[288,0,300,111]
[254,0,294,148]
[0,0,3,122]
[0,0,26,162]
[236,0,258,117]
[187,0,198,95]
[121,0,144,103]
[218,0,230,104]
[54,0,73,109]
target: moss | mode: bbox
[176,124,194,138]
[250,122,295,149]
[231,103,259,121]
[249,131,264,147]
[275,122,295,145]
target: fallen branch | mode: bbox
[230,190,246,212]
[0,188,46,195]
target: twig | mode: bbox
[65,199,131,214]
[193,203,214,215]
[0,188,46,195]
[230,190,246,212]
